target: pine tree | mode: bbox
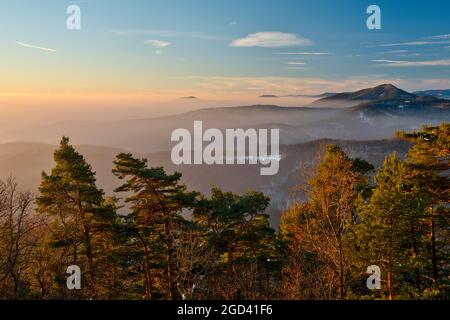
[113,153,198,299]
[194,188,278,299]
[397,123,450,297]
[36,137,117,298]
[356,153,428,299]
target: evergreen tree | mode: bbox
[356,153,428,299]
[397,123,450,297]
[113,153,198,299]
[0,123,447,300]
[194,188,278,299]
[36,137,117,298]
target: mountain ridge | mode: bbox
[309,84,450,111]
[413,89,450,100]
[0,85,448,154]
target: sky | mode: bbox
[0,0,450,118]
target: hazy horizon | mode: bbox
[1,0,450,131]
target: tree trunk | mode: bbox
[83,222,96,297]
[164,220,179,300]
[338,248,345,300]
[137,233,153,300]
[411,225,421,290]
[428,207,438,283]
[387,269,393,300]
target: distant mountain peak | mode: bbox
[365,83,414,98]
[377,83,397,89]
[181,96,199,99]
[347,84,450,115]
[259,94,279,98]
[309,83,417,108]
[335,84,415,101]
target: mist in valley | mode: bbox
[0,84,448,226]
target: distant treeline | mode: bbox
[0,123,448,300]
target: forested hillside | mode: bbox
[0,123,448,300]
[0,138,411,227]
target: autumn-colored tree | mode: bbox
[0,177,42,299]
[280,145,373,299]
[279,203,320,299]
[0,125,448,300]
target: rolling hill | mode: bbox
[0,83,447,225]
[414,89,450,100]
[0,139,411,227]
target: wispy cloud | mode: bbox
[274,52,330,55]
[378,50,409,54]
[229,21,237,26]
[144,40,171,48]
[231,32,313,48]
[428,34,450,39]
[377,41,432,47]
[344,54,366,58]
[286,62,306,65]
[373,59,450,67]
[283,67,309,70]
[170,75,405,97]
[374,40,450,47]
[15,41,56,52]
[168,75,450,97]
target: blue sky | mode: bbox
[1,0,449,105]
